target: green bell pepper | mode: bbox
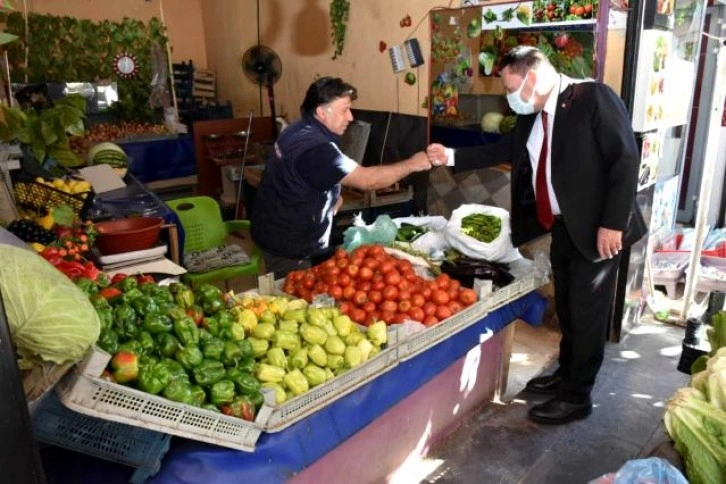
[119,276,139,293]
[195,283,224,315]
[175,345,204,370]
[222,340,242,367]
[247,389,264,411]
[198,328,214,344]
[132,295,160,318]
[216,310,235,329]
[137,361,170,395]
[151,284,174,304]
[94,305,113,333]
[210,380,236,406]
[202,337,225,360]
[193,360,226,387]
[189,384,207,407]
[169,282,195,308]
[137,331,156,355]
[113,304,138,341]
[96,329,119,354]
[162,378,193,404]
[202,403,221,413]
[143,312,173,334]
[157,333,182,358]
[90,293,111,311]
[75,277,98,296]
[224,395,256,421]
[161,358,189,383]
[174,316,200,347]
[227,368,261,396]
[117,340,144,358]
[166,306,187,322]
[201,316,220,336]
[238,339,254,360]
[236,357,256,374]
[122,287,144,305]
[247,338,269,358]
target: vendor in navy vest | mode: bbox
[251,77,432,278]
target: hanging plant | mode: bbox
[330,0,349,60]
[0,12,168,122]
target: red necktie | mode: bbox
[536,111,554,230]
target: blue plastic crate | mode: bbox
[32,392,171,483]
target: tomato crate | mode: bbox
[398,299,489,362]
[32,392,170,484]
[480,274,549,313]
[12,176,94,218]
[264,325,402,432]
[56,369,275,452]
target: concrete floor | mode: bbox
[420,316,689,484]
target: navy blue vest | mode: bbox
[250,115,343,259]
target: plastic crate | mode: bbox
[12,177,94,218]
[32,392,170,484]
[651,252,690,280]
[480,274,549,313]
[398,299,489,362]
[56,370,273,452]
[264,325,402,432]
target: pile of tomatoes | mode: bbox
[283,244,478,327]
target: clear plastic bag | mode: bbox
[587,457,687,484]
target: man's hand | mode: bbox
[597,227,623,260]
[408,151,434,172]
[426,143,448,166]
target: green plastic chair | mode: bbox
[166,196,261,289]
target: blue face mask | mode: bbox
[506,71,537,115]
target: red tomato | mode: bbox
[352,246,368,259]
[368,244,385,257]
[380,310,395,323]
[328,267,341,277]
[382,285,400,301]
[288,270,304,282]
[351,256,364,268]
[398,299,412,313]
[435,305,452,321]
[459,288,477,306]
[399,290,411,301]
[339,301,351,315]
[432,289,450,305]
[299,289,313,302]
[396,259,413,273]
[350,308,366,323]
[435,274,451,290]
[423,315,439,326]
[372,280,386,291]
[362,301,377,314]
[448,287,459,302]
[325,275,339,287]
[398,279,410,292]
[359,281,372,292]
[283,282,295,294]
[381,300,398,313]
[342,285,356,300]
[379,261,395,274]
[449,279,461,291]
[448,301,464,314]
[408,306,425,322]
[392,313,407,324]
[425,281,439,293]
[384,271,401,286]
[335,248,347,259]
[411,294,426,308]
[353,290,368,306]
[362,258,379,271]
[336,258,349,269]
[423,302,437,316]
[303,278,315,290]
[346,264,360,278]
[328,285,343,300]
[321,258,336,270]
[339,273,351,286]
[368,290,383,304]
[422,287,432,299]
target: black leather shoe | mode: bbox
[528,397,592,425]
[525,374,563,395]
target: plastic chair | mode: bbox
[166,196,261,289]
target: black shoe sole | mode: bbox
[527,405,592,425]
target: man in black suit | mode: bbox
[427,46,645,424]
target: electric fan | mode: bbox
[242,45,282,137]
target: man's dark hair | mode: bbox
[498,46,549,76]
[300,77,358,115]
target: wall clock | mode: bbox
[113,52,138,79]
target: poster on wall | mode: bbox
[631,30,672,132]
[480,2,533,29]
[650,176,679,236]
[637,130,663,191]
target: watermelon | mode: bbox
[88,142,128,168]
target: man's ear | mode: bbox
[314,105,326,120]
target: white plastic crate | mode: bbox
[398,299,489,362]
[480,274,548,312]
[56,370,273,452]
[264,325,401,432]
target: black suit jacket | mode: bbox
[454,81,646,262]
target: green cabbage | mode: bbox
[0,245,100,367]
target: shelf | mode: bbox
[510,18,597,29]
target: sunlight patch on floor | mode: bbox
[620,350,641,359]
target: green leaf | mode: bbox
[48,146,83,167]
[52,204,76,226]
[40,119,59,146]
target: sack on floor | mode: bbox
[444,204,521,263]
[587,457,687,484]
